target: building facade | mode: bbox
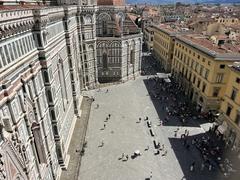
[152,24,177,73]
[143,25,154,51]
[0,0,97,180]
[171,34,240,113]
[96,0,143,83]
[217,63,240,151]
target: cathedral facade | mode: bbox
[96,0,142,83]
[0,0,142,179]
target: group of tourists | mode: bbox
[143,58,239,178]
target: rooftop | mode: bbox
[176,34,240,60]
[97,0,125,6]
[153,23,190,36]
[0,5,44,10]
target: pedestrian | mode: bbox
[181,134,185,139]
[190,162,195,172]
[139,117,141,122]
[108,114,111,118]
[174,131,177,137]
[162,150,167,156]
[201,162,205,171]
[126,155,129,161]
[183,139,187,146]
[209,164,212,171]
[104,124,106,129]
[159,120,163,126]
[145,116,148,120]
[186,130,190,137]
[162,144,165,150]
[106,117,108,121]
[106,89,108,93]
[150,171,152,179]
[121,153,125,159]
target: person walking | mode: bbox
[209,164,212,171]
[190,162,195,172]
[174,131,177,137]
[101,140,104,147]
[108,114,111,119]
[104,124,106,129]
[162,150,167,156]
[201,162,205,171]
[150,171,152,179]
[121,153,125,159]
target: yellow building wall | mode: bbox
[220,67,240,130]
[153,27,174,72]
[172,39,237,111]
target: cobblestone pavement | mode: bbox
[60,97,92,180]
[77,54,235,180]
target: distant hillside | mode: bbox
[126,0,240,4]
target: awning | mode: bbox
[134,150,140,155]
[217,125,226,134]
[156,73,169,79]
[217,121,228,134]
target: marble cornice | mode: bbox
[0,10,34,39]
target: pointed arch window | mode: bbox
[130,50,135,64]
[32,123,47,164]
[102,20,107,35]
[103,53,108,69]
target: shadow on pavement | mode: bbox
[169,130,240,180]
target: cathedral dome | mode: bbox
[97,0,125,6]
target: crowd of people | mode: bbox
[143,56,239,179]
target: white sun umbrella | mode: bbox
[134,150,141,155]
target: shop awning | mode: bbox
[217,121,228,134]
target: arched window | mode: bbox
[102,20,107,35]
[103,53,108,69]
[32,123,47,164]
[130,50,135,64]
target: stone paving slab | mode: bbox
[77,54,227,180]
[78,78,193,180]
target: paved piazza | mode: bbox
[78,71,220,180]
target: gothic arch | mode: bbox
[88,44,94,50]
[102,52,108,69]
[117,12,125,21]
[97,13,111,35]
[97,41,110,48]
[110,41,121,48]
[130,40,136,64]
[84,15,93,24]
[97,12,111,21]
[130,40,136,50]
[88,45,95,59]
